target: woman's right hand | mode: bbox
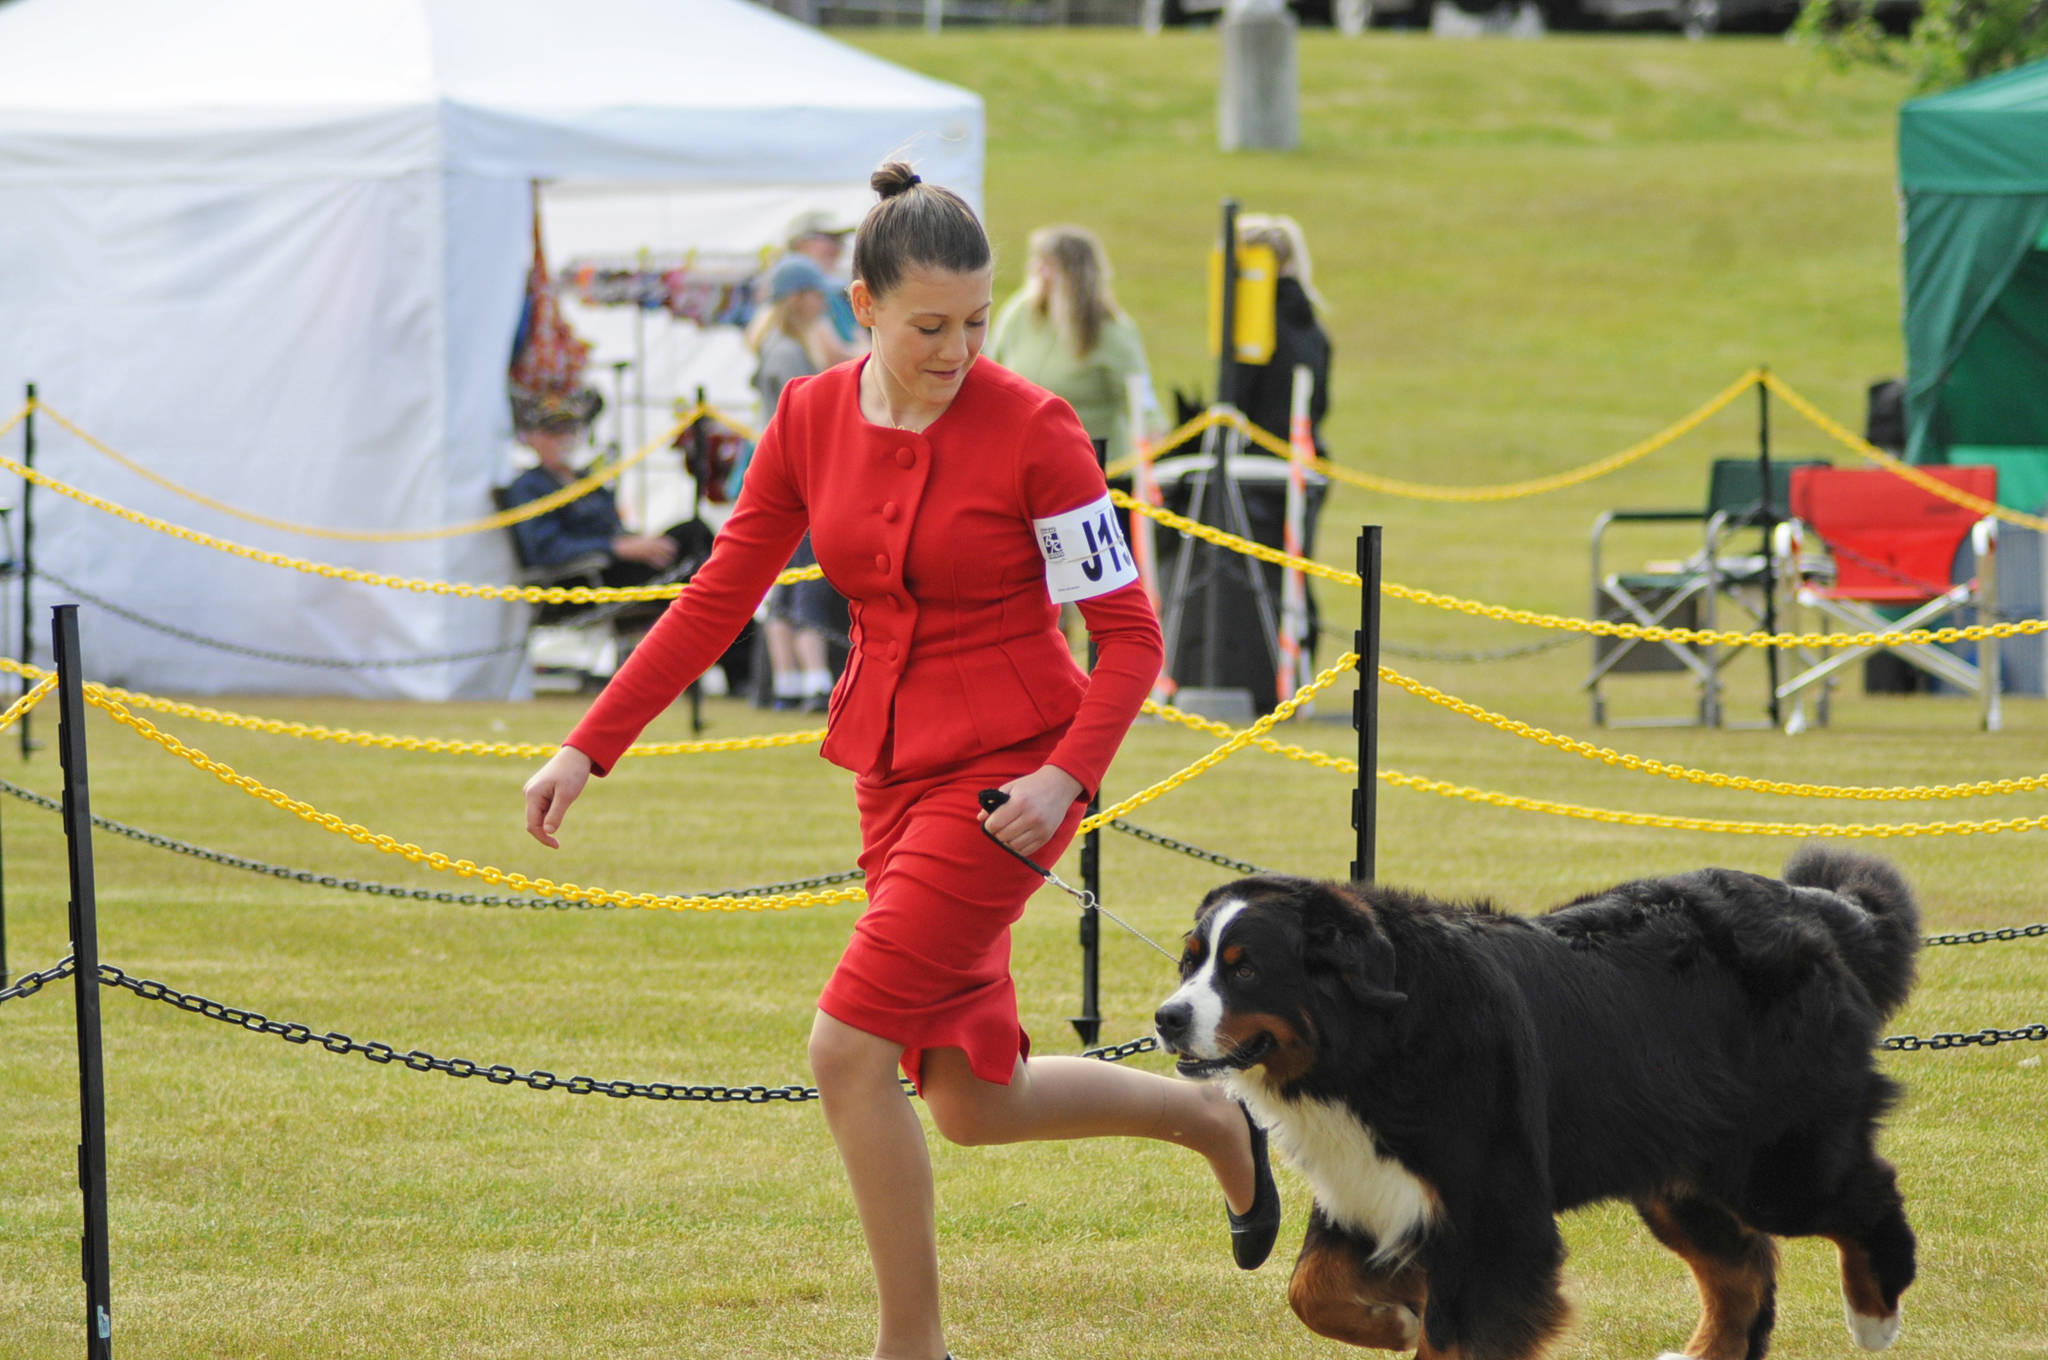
[523,746,595,849]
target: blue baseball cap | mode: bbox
[768,254,833,303]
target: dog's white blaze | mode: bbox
[1231,1079,1436,1264]
[1845,1303,1901,1351]
[1159,899,1248,1058]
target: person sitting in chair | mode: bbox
[503,388,712,636]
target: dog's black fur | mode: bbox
[1155,846,1920,1360]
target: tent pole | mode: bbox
[20,382,35,763]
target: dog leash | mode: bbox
[976,789,1179,964]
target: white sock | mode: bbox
[802,668,834,697]
[773,673,802,699]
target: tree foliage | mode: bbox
[1795,0,2048,93]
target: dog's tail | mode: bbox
[1785,844,1921,1018]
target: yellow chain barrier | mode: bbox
[1101,409,1232,481]
[1380,767,2048,839]
[1301,371,1762,500]
[29,398,699,542]
[1383,578,2048,649]
[1104,372,1761,502]
[1079,654,1359,833]
[0,673,57,734]
[1762,373,2048,534]
[0,442,821,600]
[0,400,28,441]
[1380,665,2048,801]
[0,654,822,758]
[85,687,864,913]
[1142,697,1358,772]
[1110,489,1366,587]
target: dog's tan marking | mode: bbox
[1221,943,1245,967]
[1638,1198,1777,1360]
[1288,1241,1427,1350]
[1217,1012,1312,1086]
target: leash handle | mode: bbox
[975,787,1050,881]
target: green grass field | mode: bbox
[5,29,2047,1360]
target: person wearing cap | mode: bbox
[784,209,864,358]
[748,254,846,711]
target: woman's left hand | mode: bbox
[981,764,1085,859]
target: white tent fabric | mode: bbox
[0,0,982,698]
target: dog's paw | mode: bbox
[1845,1301,1902,1351]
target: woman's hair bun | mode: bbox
[871,160,923,200]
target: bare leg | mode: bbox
[795,627,830,675]
[918,1048,1257,1213]
[808,1011,947,1360]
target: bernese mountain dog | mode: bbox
[1154,845,1920,1360]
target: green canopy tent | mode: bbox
[1898,62,2048,695]
[1899,58,2048,509]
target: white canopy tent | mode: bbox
[0,0,982,697]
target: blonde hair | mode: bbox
[1237,213,1324,314]
[745,290,831,369]
[1022,225,1119,358]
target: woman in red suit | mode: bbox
[523,163,1276,1360]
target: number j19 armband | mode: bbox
[1033,493,1139,604]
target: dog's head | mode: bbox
[1154,875,1406,1088]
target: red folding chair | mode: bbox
[1777,465,2001,731]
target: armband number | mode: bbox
[1033,493,1140,604]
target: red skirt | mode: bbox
[817,728,1087,1092]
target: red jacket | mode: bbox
[565,357,1163,794]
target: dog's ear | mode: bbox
[1301,883,1407,1013]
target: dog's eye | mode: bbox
[1233,962,1256,981]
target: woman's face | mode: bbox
[850,264,993,414]
[789,288,826,323]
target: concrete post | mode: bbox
[1218,0,1299,153]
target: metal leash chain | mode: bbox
[977,790,1179,963]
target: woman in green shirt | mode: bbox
[988,225,1159,464]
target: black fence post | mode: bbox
[22,383,37,761]
[1351,527,1381,885]
[1072,438,1107,1048]
[1756,369,1781,729]
[55,604,113,1359]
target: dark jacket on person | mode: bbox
[503,464,625,567]
[1226,277,1330,459]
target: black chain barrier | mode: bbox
[1925,924,2048,947]
[3,952,2033,1067]
[0,956,1159,1101]
[1105,818,1278,877]
[1880,1025,2048,1052]
[1807,534,2047,629]
[34,566,533,670]
[0,775,864,909]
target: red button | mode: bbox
[874,553,890,572]
[895,448,915,468]
[881,501,900,522]
[887,642,901,662]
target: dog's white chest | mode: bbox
[1233,1081,1436,1260]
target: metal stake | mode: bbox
[1351,527,1381,884]
[56,604,113,1359]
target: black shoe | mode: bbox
[1228,1102,1281,1270]
[803,691,830,714]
